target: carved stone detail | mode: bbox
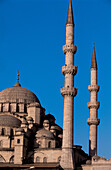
[87,102,100,109]
[27,102,40,108]
[87,118,100,125]
[62,65,77,75]
[61,87,77,97]
[63,44,77,54]
[88,85,100,92]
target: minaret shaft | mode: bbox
[65,53,74,65]
[91,70,97,84]
[66,26,74,44]
[60,1,77,169]
[65,74,74,87]
[87,44,100,157]
[62,96,74,147]
[89,125,97,155]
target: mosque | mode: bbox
[0,0,111,169]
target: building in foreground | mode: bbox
[0,0,110,169]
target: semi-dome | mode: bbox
[0,86,40,104]
[0,115,21,128]
[36,128,54,139]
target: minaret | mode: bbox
[60,0,77,169]
[87,43,100,157]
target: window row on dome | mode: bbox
[35,139,56,149]
[35,139,62,149]
[0,103,27,113]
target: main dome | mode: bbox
[0,86,40,104]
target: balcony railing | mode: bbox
[61,87,77,97]
[62,65,77,75]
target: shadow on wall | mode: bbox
[89,140,96,157]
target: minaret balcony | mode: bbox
[87,118,100,125]
[63,44,77,54]
[88,85,100,92]
[62,65,77,75]
[87,102,100,109]
[61,87,77,97]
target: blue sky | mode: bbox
[0,0,111,159]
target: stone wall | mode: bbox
[0,150,14,163]
[34,149,62,163]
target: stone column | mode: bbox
[60,0,77,169]
[87,44,100,157]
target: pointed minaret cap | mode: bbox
[66,0,74,25]
[91,42,97,69]
[14,70,21,87]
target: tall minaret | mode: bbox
[87,43,100,157]
[60,0,77,169]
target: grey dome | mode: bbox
[0,115,21,128]
[0,86,40,104]
[36,128,54,139]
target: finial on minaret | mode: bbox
[14,70,21,87]
[91,42,97,69]
[66,0,74,25]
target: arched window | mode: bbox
[48,141,51,148]
[36,156,40,163]
[16,103,19,112]
[9,156,14,163]
[1,128,5,136]
[0,155,5,162]
[10,129,13,136]
[43,157,47,163]
[17,139,20,144]
[58,156,61,162]
[9,103,11,112]
[24,104,27,113]
[1,104,3,112]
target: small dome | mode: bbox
[54,124,63,132]
[0,86,40,104]
[50,126,55,130]
[36,128,54,139]
[0,115,21,128]
[43,120,49,124]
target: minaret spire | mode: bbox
[87,43,100,157]
[14,70,21,87]
[60,0,77,169]
[66,0,74,25]
[91,42,97,69]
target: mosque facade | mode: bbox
[0,0,111,169]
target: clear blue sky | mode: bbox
[0,0,111,159]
